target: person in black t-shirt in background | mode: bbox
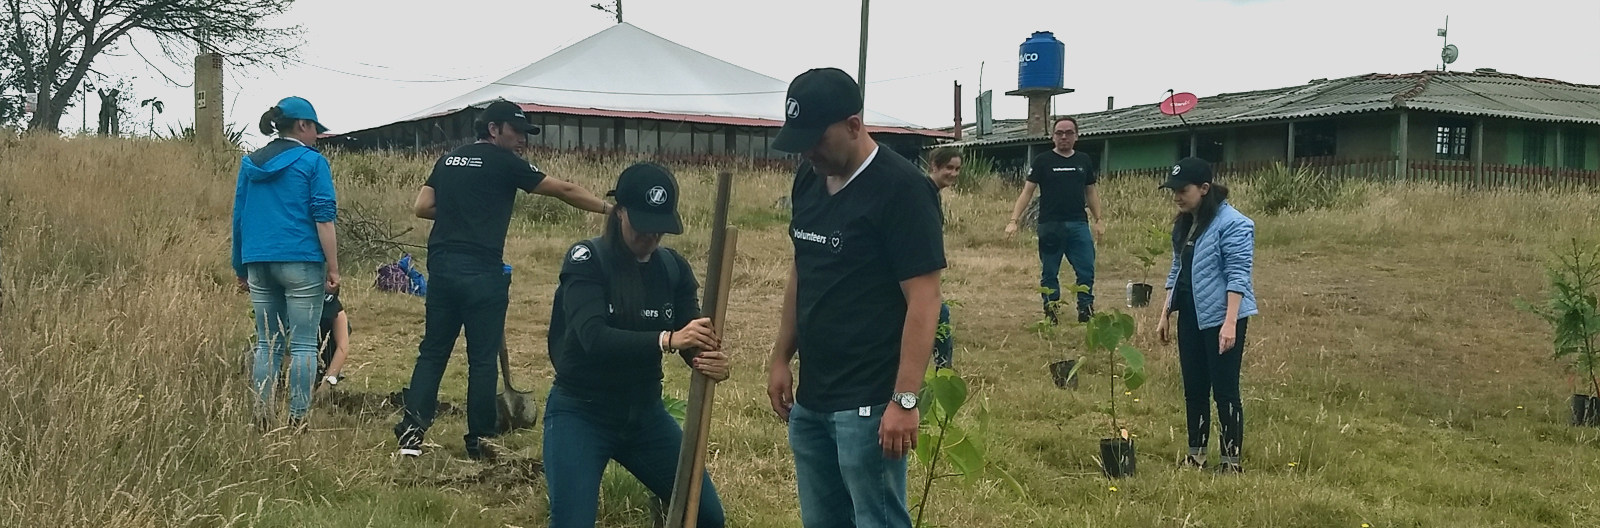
[927,147,961,370]
[766,67,946,528]
[1005,116,1105,324]
[542,162,727,528]
[314,292,349,391]
[396,100,610,460]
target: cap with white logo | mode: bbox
[772,68,864,154]
[606,162,683,235]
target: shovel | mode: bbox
[496,344,539,434]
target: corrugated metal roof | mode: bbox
[940,70,1600,149]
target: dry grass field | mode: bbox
[3,135,1600,527]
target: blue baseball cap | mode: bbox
[276,96,328,134]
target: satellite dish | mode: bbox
[1442,44,1459,64]
[1160,92,1198,116]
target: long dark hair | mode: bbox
[602,205,648,324]
[1172,182,1231,248]
[257,106,300,136]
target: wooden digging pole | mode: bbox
[666,171,737,528]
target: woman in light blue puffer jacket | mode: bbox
[1155,157,1257,474]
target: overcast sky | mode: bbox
[68,0,1600,147]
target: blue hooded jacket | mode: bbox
[231,138,337,278]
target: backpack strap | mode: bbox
[584,236,684,290]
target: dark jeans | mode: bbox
[542,385,725,528]
[933,302,953,369]
[395,269,511,445]
[1037,221,1096,309]
[1174,290,1249,462]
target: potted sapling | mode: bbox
[1033,285,1090,389]
[1126,223,1167,308]
[1062,309,1147,478]
[1517,239,1600,426]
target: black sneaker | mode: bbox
[396,427,424,458]
[1181,454,1207,469]
[1213,462,1244,474]
[466,437,502,462]
[1044,305,1059,325]
[1077,304,1093,323]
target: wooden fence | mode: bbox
[1101,155,1599,191]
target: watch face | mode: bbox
[898,393,918,408]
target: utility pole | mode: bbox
[857,0,869,103]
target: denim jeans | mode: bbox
[248,261,326,420]
[395,269,511,445]
[542,385,725,528]
[1037,220,1096,309]
[788,402,910,528]
[933,302,953,369]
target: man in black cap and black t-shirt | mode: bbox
[396,100,610,460]
[765,67,945,528]
[1005,115,1105,324]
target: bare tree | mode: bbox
[4,0,301,133]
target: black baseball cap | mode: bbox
[478,100,541,135]
[772,68,864,153]
[608,162,683,235]
[1160,157,1214,189]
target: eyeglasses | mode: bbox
[1053,130,1078,136]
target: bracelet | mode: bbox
[324,375,339,386]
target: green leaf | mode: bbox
[915,431,936,464]
[945,434,985,486]
[1119,344,1147,391]
[662,396,687,427]
[929,372,968,417]
[1114,312,1137,340]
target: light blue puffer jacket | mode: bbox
[1165,202,1258,330]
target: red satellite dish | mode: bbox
[1160,92,1198,116]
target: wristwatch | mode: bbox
[890,391,918,410]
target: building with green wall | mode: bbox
[936,69,1600,186]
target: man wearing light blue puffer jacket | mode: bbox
[1155,157,1257,474]
[232,96,341,431]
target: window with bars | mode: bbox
[1435,119,1471,160]
[1294,120,1337,158]
[1523,127,1547,166]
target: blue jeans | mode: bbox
[788,402,910,528]
[248,261,326,420]
[396,269,511,445]
[1037,221,1096,309]
[933,302,953,369]
[542,385,724,528]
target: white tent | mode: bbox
[404,22,922,130]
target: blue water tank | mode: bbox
[1017,31,1065,91]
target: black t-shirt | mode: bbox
[547,239,701,401]
[789,146,947,413]
[1175,236,1196,297]
[423,142,547,274]
[1026,150,1097,223]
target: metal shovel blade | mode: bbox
[496,344,539,434]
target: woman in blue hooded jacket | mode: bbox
[1156,157,1257,473]
[232,96,341,430]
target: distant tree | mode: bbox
[2,0,301,133]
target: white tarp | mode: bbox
[403,23,920,129]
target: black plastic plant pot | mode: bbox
[1575,395,1600,426]
[1130,283,1154,307]
[1100,438,1137,478]
[1049,359,1078,389]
